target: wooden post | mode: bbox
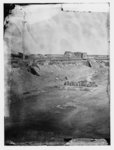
[22,11,26,60]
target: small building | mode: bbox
[74,52,83,59]
[64,51,75,57]
[82,52,88,59]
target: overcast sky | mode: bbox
[4,3,110,55]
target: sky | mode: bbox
[4,3,110,55]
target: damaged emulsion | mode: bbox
[4,3,110,145]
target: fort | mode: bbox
[10,51,109,69]
[11,51,109,60]
[27,51,109,61]
[29,51,109,68]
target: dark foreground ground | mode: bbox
[5,65,110,145]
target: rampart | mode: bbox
[10,51,109,68]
